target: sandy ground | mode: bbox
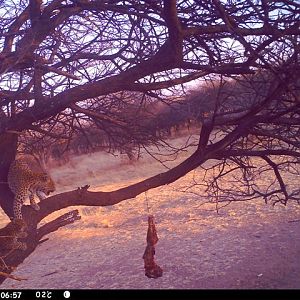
[1,136,300,289]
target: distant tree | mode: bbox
[0,0,299,283]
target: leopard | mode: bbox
[7,159,55,220]
[0,219,28,253]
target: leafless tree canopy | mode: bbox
[0,0,299,283]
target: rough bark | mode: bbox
[0,132,18,219]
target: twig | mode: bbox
[0,257,9,271]
[38,238,49,244]
[41,271,58,277]
[37,209,81,239]
[38,65,80,80]
[288,219,300,223]
[0,271,27,281]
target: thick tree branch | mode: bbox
[37,209,81,240]
[32,148,207,224]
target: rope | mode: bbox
[144,191,150,215]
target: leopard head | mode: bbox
[40,173,56,196]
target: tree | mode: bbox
[0,0,299,283]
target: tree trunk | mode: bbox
[0,132,18,219]
[0,132,44,285]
